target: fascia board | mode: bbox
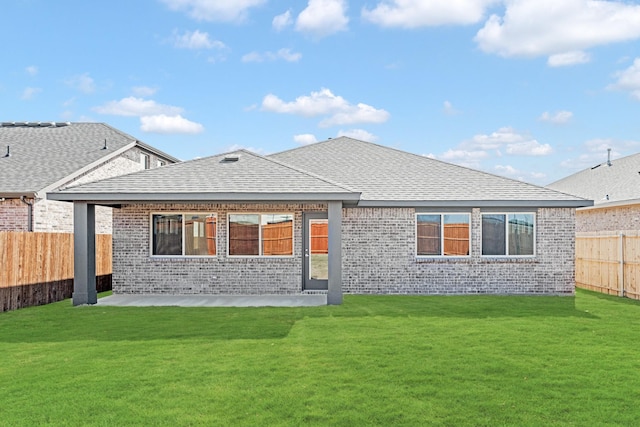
[47,191,362,203]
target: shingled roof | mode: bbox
[49,149,360,204]
[548,151,640,205]
[50,136,590,208]
[271,137,590,207]
[0,122,179,198]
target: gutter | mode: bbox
[20,196,34,232]
[0,193,36,232]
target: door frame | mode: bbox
[302,212,329,291]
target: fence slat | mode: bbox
[0,232,112,311]
[576,232,640,301]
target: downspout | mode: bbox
[20,196,34,232]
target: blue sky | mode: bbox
[2,0,640,185]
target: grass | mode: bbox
[1,290,640,426]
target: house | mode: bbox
[548,150,640,233]
[0,122,179,233]
[48,137,591,306]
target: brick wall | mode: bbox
[576,203,640,233]
[112,203,576,296]
[342,207,575,295]
[0,198,31,231]
[112,203,327,295]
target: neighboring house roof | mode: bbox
[49,149,360,203]
[0,122,179,198]
[271,137,590,207]
[50,137,589,208]
[548,151,640,206]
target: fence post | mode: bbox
[619,233,625,297]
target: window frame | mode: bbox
[481,212,536,257]
[415,212,471,258]
[227,212,295,258]
[140,153,151,169]
[150,212,218,258]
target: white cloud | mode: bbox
[337,129,378,142]
[469,127,553,156]
[273,10,293,31]
[171,29,225,50]
[539,110,573,124]
[140,114,204,134]
[94,97,183,117]
[560,138,640,170]
[475,0,640,64]
[296,0,349,38]
[161,0,266,22]
[242,48,302,63]
[465,127,531,150]
[608,57,640,100]
[443,100,461,115]
[25,66,38,76]
[293,134,318,145]
[320,104,389,127]
[494,165,546,182]
[21,87,41,100]
[226,144,267,155]
[66,73,95,94]
[438,149,489,168]
[362,0,498,27]
[505,140,553,156]
[547,51,591,67]
[454,127,553,157]
[261,88,389,128]
[132,86,158,97]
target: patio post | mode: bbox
[72,202,97,305]
[327,201,343,305]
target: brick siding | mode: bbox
[0,198,31,231]
[112,204,576,296]
[112,203,327,295]
[342,207,575,295]
[576,203,640,233]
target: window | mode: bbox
[416,213,470,256]
[482,213,535,256]
[157,160,166,167]
[140,153,150,169]
[228,213,293,257]
[152,213,217,256]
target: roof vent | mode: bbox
[221,156,239,163]
[607,148,612,166]
[3,145,10,158]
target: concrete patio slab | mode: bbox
[96,294,327,307]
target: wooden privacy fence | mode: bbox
[311,222,328,254]
[576,231,640,300]
[0,232,112,312]
[229,221,293,256]
[417,223,470,256]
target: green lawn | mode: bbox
[1,290,639,426]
